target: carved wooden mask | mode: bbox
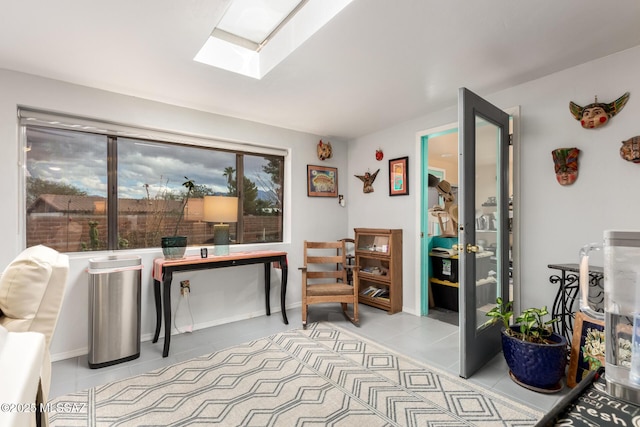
[569,92,630,129]
[552,147,581,185]
[620,136,640,163]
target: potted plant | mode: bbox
[161,177,195,259]
[486,297,568,392]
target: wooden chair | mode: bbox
[301,241,359,327]
[337,238,355,285]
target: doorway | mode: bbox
[417,107,520,331]
[420,128,460,325]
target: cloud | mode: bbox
[26,128,278,200]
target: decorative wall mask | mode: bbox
[569,92,630,129]
[317,140,332,160]
[552,147,581,185]
[375,148,384,161]
[354,169,380,193]
[620,136,640,163]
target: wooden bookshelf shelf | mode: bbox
[355,228,402,314]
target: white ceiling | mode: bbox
[1,0,640,139]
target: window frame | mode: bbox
[19,108,288,253]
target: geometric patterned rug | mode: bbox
[49,322,543,426]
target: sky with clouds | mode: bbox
[26,127,276,201]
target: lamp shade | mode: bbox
[203,196,238,223]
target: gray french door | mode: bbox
[458,88,510,378]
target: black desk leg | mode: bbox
[152,279,162,343]
[281,256,289,324]
[162,270,173,357]
[264,262,271,316]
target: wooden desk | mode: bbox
[152,250,288,357]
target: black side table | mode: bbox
[548,263,604,344]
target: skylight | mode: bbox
[213,0,306,52]
[194,0,354,79]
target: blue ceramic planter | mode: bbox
[161,236,187,260]
[501,326,568,390]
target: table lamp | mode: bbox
[203,195,238,255]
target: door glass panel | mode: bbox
[475,117,501,330]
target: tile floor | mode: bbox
[51,304,570,414]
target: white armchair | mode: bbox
[0,325,46,427]
[0,245,69,426]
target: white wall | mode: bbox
[3,44,640,360]
[490,46,640,311]
[347,45,640,315]
[0,69,349,360]
[346,106,457,315]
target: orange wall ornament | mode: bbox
[317,140,332,160]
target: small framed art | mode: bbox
[307,165,338,197]
[567,311,605,387]
[389,156,409,196]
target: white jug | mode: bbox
[580,230,640,404]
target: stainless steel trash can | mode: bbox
[87,256,142,369]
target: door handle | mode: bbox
[466,244,479,253]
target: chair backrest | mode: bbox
[338,237,355,264]
[339,238,355,256]
[0,245,69,349]
[304,241,348,284]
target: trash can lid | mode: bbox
[89,255,142,270]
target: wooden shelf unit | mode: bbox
[355,228,402,313]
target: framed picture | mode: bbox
[567,311,605,387]
[389,156,409,196]
[307,165,338,197]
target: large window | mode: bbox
[24,115,284,253]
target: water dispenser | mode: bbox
[580,230,640,404]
